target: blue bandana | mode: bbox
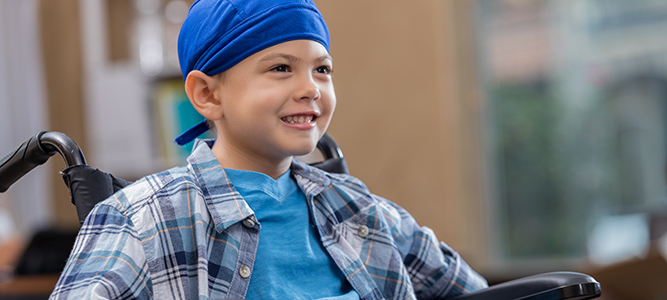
[175,0,330,146]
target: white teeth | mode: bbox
[282,115,314,124]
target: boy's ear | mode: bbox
[184,70,223,120]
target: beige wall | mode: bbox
[40,0,85,229]
[315,0,488,268]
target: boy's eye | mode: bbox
[271,65,290,72]
[315,66,332,74]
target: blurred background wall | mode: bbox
[2,0,667,298]
[0,0,54,239]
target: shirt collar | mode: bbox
[290,159,331,197]
[186,139,332,232]
[186,139,255,233]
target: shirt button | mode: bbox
[242,217,255,228]
[358,225,369,238]
[239,265,251,278]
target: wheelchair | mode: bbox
[0,131,601,300]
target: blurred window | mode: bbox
[476,0,667,269]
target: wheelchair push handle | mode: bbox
[0,131,86,192]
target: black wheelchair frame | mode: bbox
[0,131,601,300]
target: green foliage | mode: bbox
[493,82,580,257]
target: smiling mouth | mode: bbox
[281,114,316,124]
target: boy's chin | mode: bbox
[279,136,322,159]
[287,144,319,159]
[292,146,318,157]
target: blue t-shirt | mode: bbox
[225,168,359,300]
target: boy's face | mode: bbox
[213,39,336,163]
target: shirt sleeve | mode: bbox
[50,202,153,300]
[374,195,488,299]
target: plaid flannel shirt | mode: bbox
[50,139,487,300]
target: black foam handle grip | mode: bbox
[0,132,56,192]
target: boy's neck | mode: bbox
[210,140,292,180]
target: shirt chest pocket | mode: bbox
[337,207,394,262]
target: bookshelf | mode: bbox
[149,78,213,168]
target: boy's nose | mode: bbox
[295,76,321,101]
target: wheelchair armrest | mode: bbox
[61,165,131,225]
[449,272,600,300]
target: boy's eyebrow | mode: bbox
[259,53,333,64]
[316,54,333,63]
[260,53,299,63]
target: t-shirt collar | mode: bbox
[186,139,332,232]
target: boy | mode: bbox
[51,0,487,299]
